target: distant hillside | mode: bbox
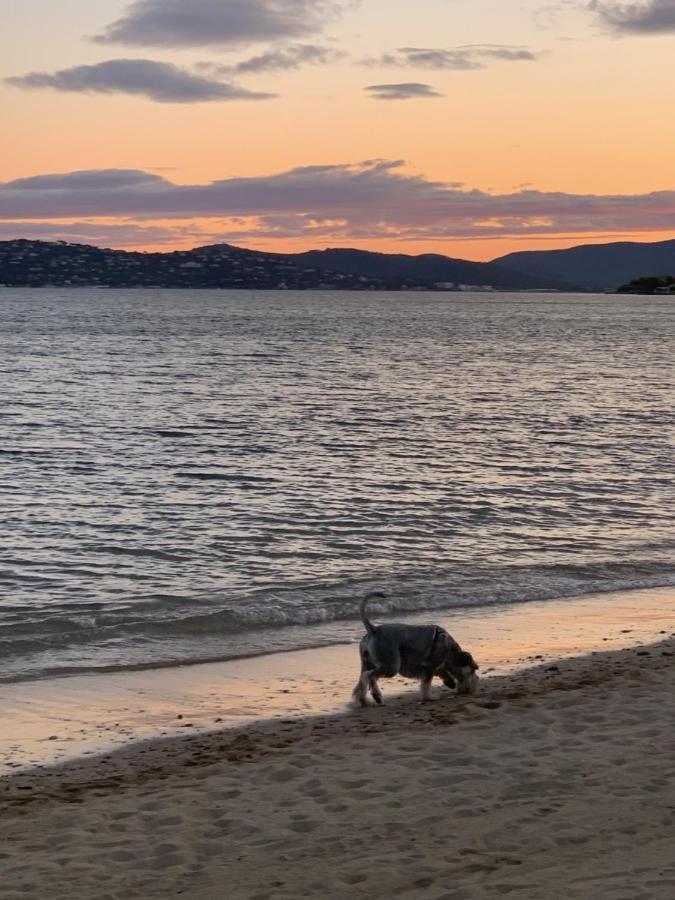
[4,237,675,293]
[0,240,392,291]
[0,239,575,292]
[494,239,675,291]
[290,248,574,291]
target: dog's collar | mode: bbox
[426,626,442,666]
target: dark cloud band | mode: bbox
[94,0,354,48]
[365,83,442,100]
[2,161,674,242]
[366,45,538,70]
[589,0,675,33]
[5,59,275,103]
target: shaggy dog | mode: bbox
[352,593,479,706]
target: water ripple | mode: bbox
[0,288,674,681]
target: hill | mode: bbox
[0,239,573,291]
[493,239,675,291]
[287,248,573,291]
[0,240,390,291]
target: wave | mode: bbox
[2,558,675,683]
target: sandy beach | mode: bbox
[2,622,674,898]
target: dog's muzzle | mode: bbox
[457,668,480,695]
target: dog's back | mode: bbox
[367,622,449,678]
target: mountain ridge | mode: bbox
[2,236,673,292]
[0,239,573,291]
[289,247,572,291]
[493,238,675,291]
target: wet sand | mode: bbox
[1,590,675,899]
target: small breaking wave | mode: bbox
[2,559,675,684]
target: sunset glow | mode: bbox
[2,0,674,258]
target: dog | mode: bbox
[352,592,479,706]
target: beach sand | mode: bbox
[2,631,674,899]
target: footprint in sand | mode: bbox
[421,773,469,787]
[267,767,299,783]
[338,777,369,789]
[342,873,368,885]
[287,817,319,834]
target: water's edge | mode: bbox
[3,566,675,685]
[2,585,674,774]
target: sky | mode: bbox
[1,0,674,259]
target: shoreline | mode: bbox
[3,634,674,899]
[7,574,675,687]
[3,633,674,797]
[2,584,674,775]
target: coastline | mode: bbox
[2,585,674,774]
[2,631,674,899]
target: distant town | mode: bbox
[0,239,552,292]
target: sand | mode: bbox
[2,635,674,899]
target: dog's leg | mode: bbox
[368,672,383,704]
[366,647,400,705]
[352,669,372,707]
[420,673,434,702]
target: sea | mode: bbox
[1,288,674,684]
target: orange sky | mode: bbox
[1,0,674,259]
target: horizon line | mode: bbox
[2,233,675,264]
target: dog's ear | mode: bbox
[457,650,479,671]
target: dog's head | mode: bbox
[442,648,479,695]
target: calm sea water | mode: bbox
[1,288,674,683]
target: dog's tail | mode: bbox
[360,592,385,635]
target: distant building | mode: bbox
[457,284,495,292]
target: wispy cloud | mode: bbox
[533,2,579,30]
[203,43,347,75]
[93,0,356,48]
[2,161,674,243]
[589,0,675,34]
[0,220,198,247]
[365,45,539,70]
[5,59,275,103]
[364,83,442,100]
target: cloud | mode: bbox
[94,0,354,48]
[533,2,579,30]
[213,43,347,74]
[366,45,538,70]
[365,83,443,100]
[0,220,197,247]
[2,161,674,243]
[5,59,275,103]
[6,170,166,191]
[589,0,675,33]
